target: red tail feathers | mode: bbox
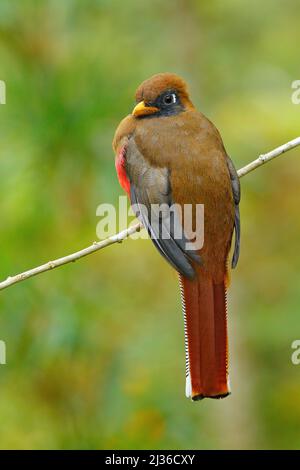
[179,271,230,400]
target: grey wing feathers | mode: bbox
[126,138,201,279]
[226,156,241,268]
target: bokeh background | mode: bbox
[0,0,299,450]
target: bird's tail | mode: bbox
[179,271,230,400]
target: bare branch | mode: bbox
[0,137,299,292]
[237,136,300,178]
[0,223,142,291]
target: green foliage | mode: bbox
[0,0,299,449]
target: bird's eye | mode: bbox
[162,93,177,106]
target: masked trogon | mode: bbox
[113,73,240,400]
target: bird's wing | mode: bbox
[124,137,201,279]
[226,155,240,268]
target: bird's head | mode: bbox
[132,73,194,118]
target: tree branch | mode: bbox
[237,136,300,178]
[0,137,299,291]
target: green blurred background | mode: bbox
[0,0,299,450]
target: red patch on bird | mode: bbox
[115,145,130,195]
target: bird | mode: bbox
[113,73,240,400]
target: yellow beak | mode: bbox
[132,101,159,117]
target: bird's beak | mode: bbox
[132,101,159,117]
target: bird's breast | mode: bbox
[132,112,235,280]
[115,144,130,195]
